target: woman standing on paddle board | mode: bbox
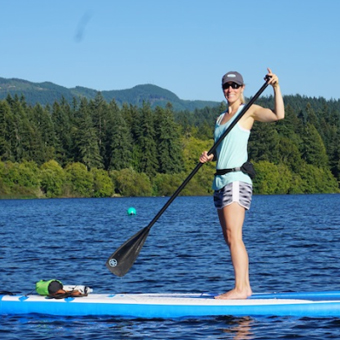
[200,68,284,299]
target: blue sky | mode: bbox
[2,0,340,102]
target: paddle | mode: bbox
[106,75,271,277]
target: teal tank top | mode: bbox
[212,105,252,190]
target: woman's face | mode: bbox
[222,82,244,104]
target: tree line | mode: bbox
[0,92,339,198]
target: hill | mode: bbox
[0,77,219,111]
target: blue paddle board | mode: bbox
[1,291,340,318]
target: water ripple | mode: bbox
[0,194,340,339]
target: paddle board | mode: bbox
[1,291,340,318]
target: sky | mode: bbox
[1,0,340,102]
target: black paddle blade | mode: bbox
[106,226,150,277]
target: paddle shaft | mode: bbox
[106,77,271,277]
[145,77,271,232]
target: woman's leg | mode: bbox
[215,202,252,299]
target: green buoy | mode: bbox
[127,207,136,215]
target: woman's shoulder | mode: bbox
[216,111,226,124]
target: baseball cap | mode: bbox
[222,71,244,86]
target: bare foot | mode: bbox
[214,288,252,300]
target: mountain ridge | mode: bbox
[0,77,220,111]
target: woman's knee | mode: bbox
[224,228,243,247]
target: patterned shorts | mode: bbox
[214,181,253,210]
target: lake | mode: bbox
[1,194,340,339]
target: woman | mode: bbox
[199,68,284,299]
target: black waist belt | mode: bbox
[214,167,242,176]
[214,162,256,179]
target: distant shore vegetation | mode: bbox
[0,93,339,198]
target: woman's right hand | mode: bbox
[199,151,214,163]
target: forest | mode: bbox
[0,92,339,198]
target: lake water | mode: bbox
[1,194,340,339]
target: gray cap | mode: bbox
[222,71,244,86]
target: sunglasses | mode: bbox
[222,82,242,90]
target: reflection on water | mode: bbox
[222,316,254,339]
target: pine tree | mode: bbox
[121,103,142,170]
[30,103,56,163]
[0,100,14,161]
[278,137,303,172]
[137,102,159,177]
[74,98,103,170]
[107,100,132,171]
[8,95,37,162]
[248,121,281,164]
[305,103,319,128]
[276,104,300,140]
[90,93,111,165]
[154,104,184,174]
[327,118,340,180]
[301,123,329,168]
[52,101,73,165]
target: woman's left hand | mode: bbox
[266,67,279,88]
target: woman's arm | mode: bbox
[252,68,285,123]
